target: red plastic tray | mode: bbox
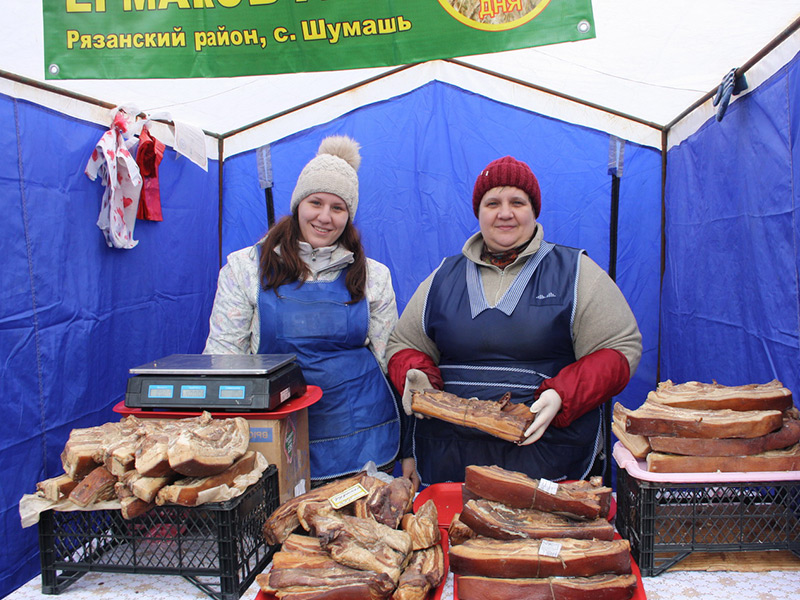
[113,385,322,420]
[414,482,646,600]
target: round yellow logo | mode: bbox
[437,0,551,31]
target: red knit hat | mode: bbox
[472,156,541,217]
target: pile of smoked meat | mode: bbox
[259,464,637,600]
[614,380,800,472]
[34,412,257,517]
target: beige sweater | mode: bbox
[386,225,642,375]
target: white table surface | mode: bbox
[7,567,800,600]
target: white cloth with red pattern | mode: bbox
[85,112,143,249]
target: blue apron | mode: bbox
[416,242,600,485]
[257,265,400,481]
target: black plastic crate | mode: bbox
[38,464,279,600]
[615,465,800,576]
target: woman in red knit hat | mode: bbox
[386,155,641,489]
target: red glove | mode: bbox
[538,348,630,428]
[387,349,443,394]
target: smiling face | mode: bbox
[478,186,537,252]
[297,192,349,248]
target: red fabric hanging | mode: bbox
[136,126,166,221]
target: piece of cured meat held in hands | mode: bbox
[411,389,535,443]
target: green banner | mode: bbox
[43,0,594,80]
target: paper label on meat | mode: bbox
[538,478,558,495]
[329,483,369,509]
[538,539,562,557]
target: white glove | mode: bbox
[519,388,562,446]
[402,369,432,417]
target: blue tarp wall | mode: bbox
[0,96,220,596]
[1,49,798,598]
[663,50,800,395]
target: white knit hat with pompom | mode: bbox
[290,135,361,218]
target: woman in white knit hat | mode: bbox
[204,135,400,485]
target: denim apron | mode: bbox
[415,242,600,485]
[257,267,400,481]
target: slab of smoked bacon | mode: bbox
[460,498,615,541]
[464,465,611,521]
[410,390,535,443]
[457,573,638,600]
[624,401,783,439]
[646,444,800,473]
[648,414,800,456]
[646,379,793,412]
[449,537,632,578]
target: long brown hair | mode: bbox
[258,213,367,304]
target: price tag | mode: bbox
[329,483,369,509]
[538,478,559,495]
[538,539,563,558]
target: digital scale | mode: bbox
[124,353,307,411]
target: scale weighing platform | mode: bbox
[124,353,307,411]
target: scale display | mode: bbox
[124,354,307,411]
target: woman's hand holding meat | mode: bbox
[403,369,432,418]
[401,457,420,493]
[520,388,562,445]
